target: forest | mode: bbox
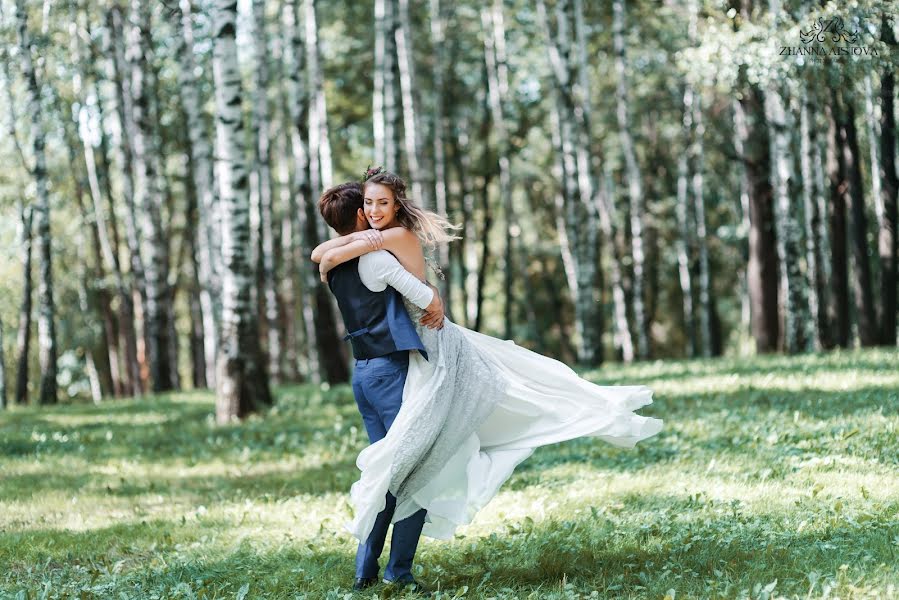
[0,0,896,420]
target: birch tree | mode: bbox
[878,13,897,345]
[211,0,272,422]
[128,0,174,391]
[177,0,221,388]
[825,96,851,347]
[0,321,6,409]
[612,0,650,359]
[396,0,433,210]
[765,0,810,354]
[16,0,57,404]
[537,0,602,365]
[481,0,514,339]
[430,0,450,292]
[734,0,779,353]
[251,0,281,383]
[833,88,876,346]
[373,0,399,169]
[107,3,147,394]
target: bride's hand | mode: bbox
[351,229,384,251]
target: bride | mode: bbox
[313,167,663,543]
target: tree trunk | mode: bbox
[430,0,451,299]
[305,0,332,195]
[16,0,57,404]
[600,166,635,361]
[212,0,273,423]
[834,89,877,346]
[373,0,399,170]
[800,97,829,351]
[878,13,898,345]
[177,0,221,388]
[612,0,649,360]
[287,0,347,384]
[396,0,433,211]
[251,0,281,384]
[764,29,809,353]
[736,82,779,352]
[825,98,851,348]
[14,204,33,405]
[678,90,697,358]
[538,0,602,365]
[107,4,146,395]
[481,0,514,339]
[128,0,173,391]
[0,321,6,409]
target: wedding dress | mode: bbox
[345,299,663,542]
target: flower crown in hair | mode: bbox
[361,165,385,182]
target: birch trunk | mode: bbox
[14,204,33,405]
[538,0,602,365]
[287,0,347,383]
[734,0,779,353]
[305,0,332,195]
[878,14,898,345]
[128,0,174,391]
[825,98,851,348]
[251,0,281,383]
[16,0,57,404]
[600,167,635,362]
[613,0,649,360]
[177,0,221,388]
[678,89,697,357]
[0,321,6,408]
[373,0,399,169]
[481,0,514,339]
[107,4,146,394]
[396,0,433,210]
[430,0,450,295]
[799,98,827,351]
[212,0,272,422]
[834,89,877,346]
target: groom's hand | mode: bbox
[420,285,444,330]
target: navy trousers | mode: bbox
[351,351,427,582]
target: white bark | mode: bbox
[373,0,399,169]
[178,0,221,388]
[396,0,433,210]
[612,0,649,360]
[16,0,57,404]
[212,0,272,422]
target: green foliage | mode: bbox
[2,348,897,598]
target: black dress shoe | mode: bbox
[383,577,430,596]
[353,577,378,591]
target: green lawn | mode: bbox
[1,348,898,599]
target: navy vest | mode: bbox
[327,257,428,361]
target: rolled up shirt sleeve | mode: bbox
[359,251,434,309]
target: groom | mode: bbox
[317,182,441,593]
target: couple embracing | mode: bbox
[311,167,663,594]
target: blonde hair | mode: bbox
[363,171,461,250]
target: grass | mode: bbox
[1,348,897,599]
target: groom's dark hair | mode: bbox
[319,182,364,235]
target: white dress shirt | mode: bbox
[358,250,434,310]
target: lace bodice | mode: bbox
[386,299,505,502]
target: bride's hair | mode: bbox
[363,170,461,250]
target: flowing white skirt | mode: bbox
[345,322,664,542]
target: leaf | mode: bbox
[236,583,250,600]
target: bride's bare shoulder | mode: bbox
[382,227,423,252]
